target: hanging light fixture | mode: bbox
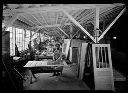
[83,36,86,39]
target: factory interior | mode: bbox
[2,4,128,91]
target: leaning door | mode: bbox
[72,47,79,63]
[92,44,114,90]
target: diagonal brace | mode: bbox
[62,9,96,43]
[57,27,69,38]
[98,7,126,42]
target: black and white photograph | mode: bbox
[2,3,128,92]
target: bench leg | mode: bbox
[30,71,33,84]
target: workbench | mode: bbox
[24,60,67,84]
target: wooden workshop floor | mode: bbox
[23,65,90,90]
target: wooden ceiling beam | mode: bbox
[56,12,59,24]
[60,12,65,24]
[56,30,63,36]
[4,4,121,16]
[20,14,37,26]
[40,13,49,25]
[63,9,96,43]
[57,27,69,38]
[30,23,71,29]
[79,9,95,24]
[31,14,42,26]
[75,9,89,22]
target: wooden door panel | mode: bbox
[92,44,114,90]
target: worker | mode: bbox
[52,52,64,76]
[15,44,20,57]
[28,41,35,61]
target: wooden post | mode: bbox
[79,43,88,80]
[95,8,100,43]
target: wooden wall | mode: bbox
[2,31,10,55]
[69,39,82,62]
[2,31,10,70]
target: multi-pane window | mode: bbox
[6,27,32,56]
[95,47,110,68]
[9,27,15,56]
[6,26,52,56]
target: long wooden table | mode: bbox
[24,60,65,67]
[24,60,67,83]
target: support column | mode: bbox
[94,8,100,43]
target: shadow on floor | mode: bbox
[23,66,90,90]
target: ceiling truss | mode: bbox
[3,4,126,43]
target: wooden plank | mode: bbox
[21,14,37,26]
[95,8,100,29]
[24,60,65,67]
[31,14,42,26]
[107,44,115,90]
[74,9,86,21]
[94,8,100,43]
[40,12,49,25]
[57,27,69,38]
[55,28,63,36]
[56,12,59,24]
[98,7,126,41]
[70,24,73,38]
[79,9,95,24]
[60,12,66,24]
[63,39,71,58]
[79,43,88,80]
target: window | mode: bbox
[6,27,50,56]
[6,27,31,56]
[95,47,110,68]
